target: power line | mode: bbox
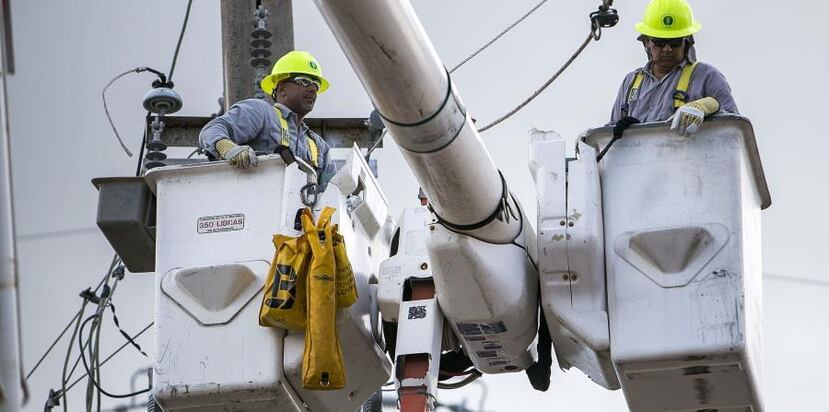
[17,227,99,242]
[25,311,81,381]
[449,0,549,75]
[765,273,829,288]
[64,322,154,394]
[167,0,194,83]
[26,257,117,382]
[477,32,594,133]
[476,1,617,133]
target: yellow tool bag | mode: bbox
[315,208,358,308]
[301,207,347,389]
[259,233,311,331]
[332,225,358,308]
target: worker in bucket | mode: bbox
[199,50,336,190]
[608,0,738,136]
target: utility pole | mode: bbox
[0,0,23,408]
[221,0,293,109]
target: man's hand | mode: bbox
[215,138,259,169]
[670,97,720,136]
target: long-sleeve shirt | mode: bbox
[608,60,739,125]
[199,99,336,191]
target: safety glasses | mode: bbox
[649,37,685,48]
[289,76,321,92]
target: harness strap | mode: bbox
[274,107,320,168]
[623,62,699,116]
[622,71,645,116]
[627,71,645,104]
[673,62,698,109]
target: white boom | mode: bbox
[314,1,540,411]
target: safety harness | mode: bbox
[274,107,320,168]
[623,61,698,116]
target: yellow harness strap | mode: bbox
[673,62,698,109]
[624,62,699,115]
[627,71,645,105]
[274,107,320,168]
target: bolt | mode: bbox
[571,274,578,281]
[568,221,574,227]
[420,263,428,270]
[563,274,570,280]
[430,225,435,231]
[559,220,566,226]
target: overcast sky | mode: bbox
[7,0,829,411]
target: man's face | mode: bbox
[275,76,320,116]
[646,37,686,71]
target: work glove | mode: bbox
[670,97,720,136]
[215,138,258,169]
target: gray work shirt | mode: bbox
[608,60,739,125]
[199,99,336,191]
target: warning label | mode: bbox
[456,321,507,336]
[456,321,513,369]
[482,341,503,350]
[197,214,245,234]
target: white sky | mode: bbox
[7,0,829,411]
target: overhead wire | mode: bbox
[26,310,81,381]
[58,255,119,411]
[764,273,829,287]
[46,2,196,408]
[167,0,194,84]
[476,32,594,133]
[102,68,167,158]
[448,0,549,74]
[77,321,150,400]
[476,0,618,133]
[102,0,193,159]
[64,322,153,395]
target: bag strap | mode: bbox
[300,208,316,235]
[316,207,336,229]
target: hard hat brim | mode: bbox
[635,21,701,39]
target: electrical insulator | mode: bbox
[251,5,273,99]
[142,81,183,170]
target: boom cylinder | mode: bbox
[313,0,520,243]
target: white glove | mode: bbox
[670,105,705,136]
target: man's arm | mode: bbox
[701,65,739,115]
[608,72,636,125]
[199,99,271,158]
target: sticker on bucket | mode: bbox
[197,214,245,234]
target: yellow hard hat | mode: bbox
[260,50,330,95]
[635,0,701,39]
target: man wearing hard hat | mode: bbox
[200,50,336,189]
[609,0,738,135]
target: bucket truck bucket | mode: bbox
[584,116,770,412]
[529,129,619,390]
[145,149,393,412]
